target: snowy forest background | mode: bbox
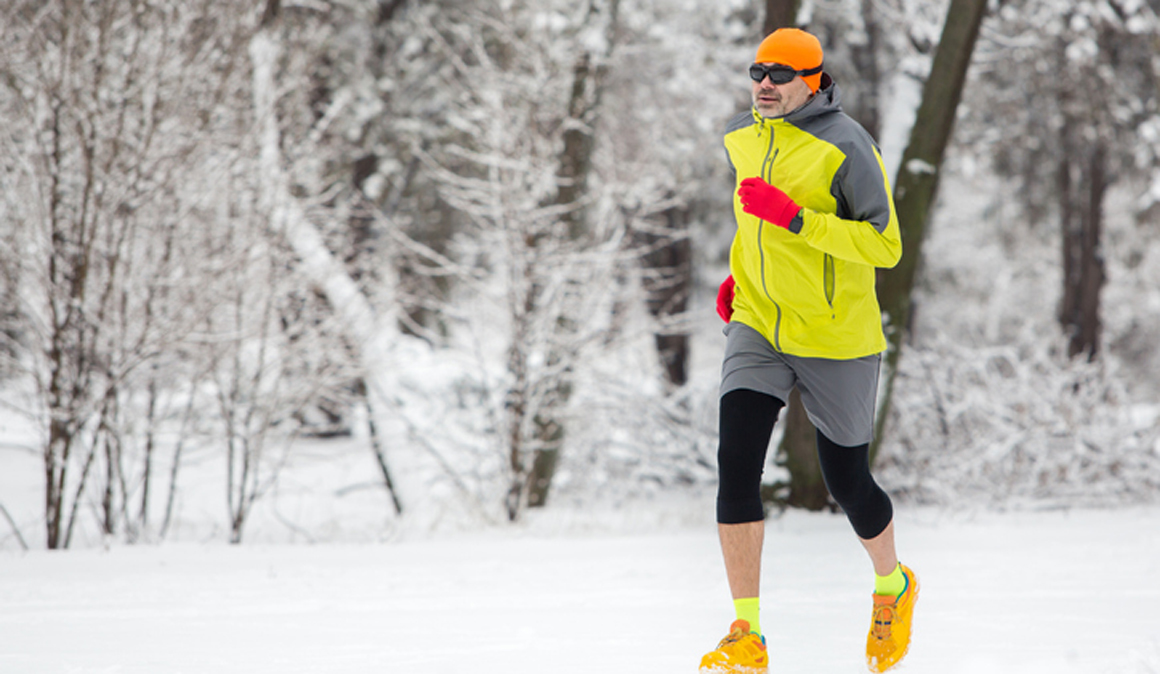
[1,0,1159,551]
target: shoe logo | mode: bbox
[871,605,896,640]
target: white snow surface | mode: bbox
[2,499,1159,673]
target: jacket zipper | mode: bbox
[756,128,782,351]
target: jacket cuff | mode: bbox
[788,211,805,235]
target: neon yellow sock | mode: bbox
[733,597,761,635]
[875,563,906,597]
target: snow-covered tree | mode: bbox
[0,0,264,547]
[965,0,1160,359]
[412,0,625,520]
[876,0,1160,505]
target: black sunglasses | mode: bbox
[749,62,823,85]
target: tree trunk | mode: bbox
[0,503,29,551]
[251,0,411,519]
[526,421,562,508]
[763,0,800,36]
[872,0,989,462]
[504,280,534,520]
[1059,134,1107,361]
[847,0,883,141]
[518,0,619,515]
[780,388,828,509]
[139,377,158,530]
[363,382,404,516]
[45,425,70,550]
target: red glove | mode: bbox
[738,177,801,229]
[716,275,735,322]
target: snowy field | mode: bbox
[2,3,1159,673]
[1,158,1158,672]
[2,501,1159,674]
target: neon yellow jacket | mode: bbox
[724,77,902,359]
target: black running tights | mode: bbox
[716,388,893,539]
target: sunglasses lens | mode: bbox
[749,64,796,85]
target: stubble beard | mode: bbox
[753,88,786,118]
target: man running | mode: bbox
[700,27,918,674]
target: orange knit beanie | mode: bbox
[755,28,824,93]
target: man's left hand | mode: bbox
[738,177,801,229]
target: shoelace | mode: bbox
[871,602,896,641]
[716,627,749,649]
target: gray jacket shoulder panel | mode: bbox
[790,100,892,233]
[725,110,756,135]
[827,120,892,233]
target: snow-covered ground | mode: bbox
[2,500,1158,674]
[1,159,1157,673]
[2,4,1158,672]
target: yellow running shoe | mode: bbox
[700,619,769,673]
[866,564,919,672]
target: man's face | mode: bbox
[751,65,814,119]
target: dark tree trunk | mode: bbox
[780,388,828,510]
[847,0,883,141]
[872,0,989,462]
[1059,133,1107,361]
[763,0,800,36]
[520,0,620,515]
[361,379,404,516]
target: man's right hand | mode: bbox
[717,275,736,322]
[738,177,801,229]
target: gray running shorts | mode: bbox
[720,322,881,447]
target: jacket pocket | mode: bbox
[823,254,836,315]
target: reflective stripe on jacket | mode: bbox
[724,76,902,360]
